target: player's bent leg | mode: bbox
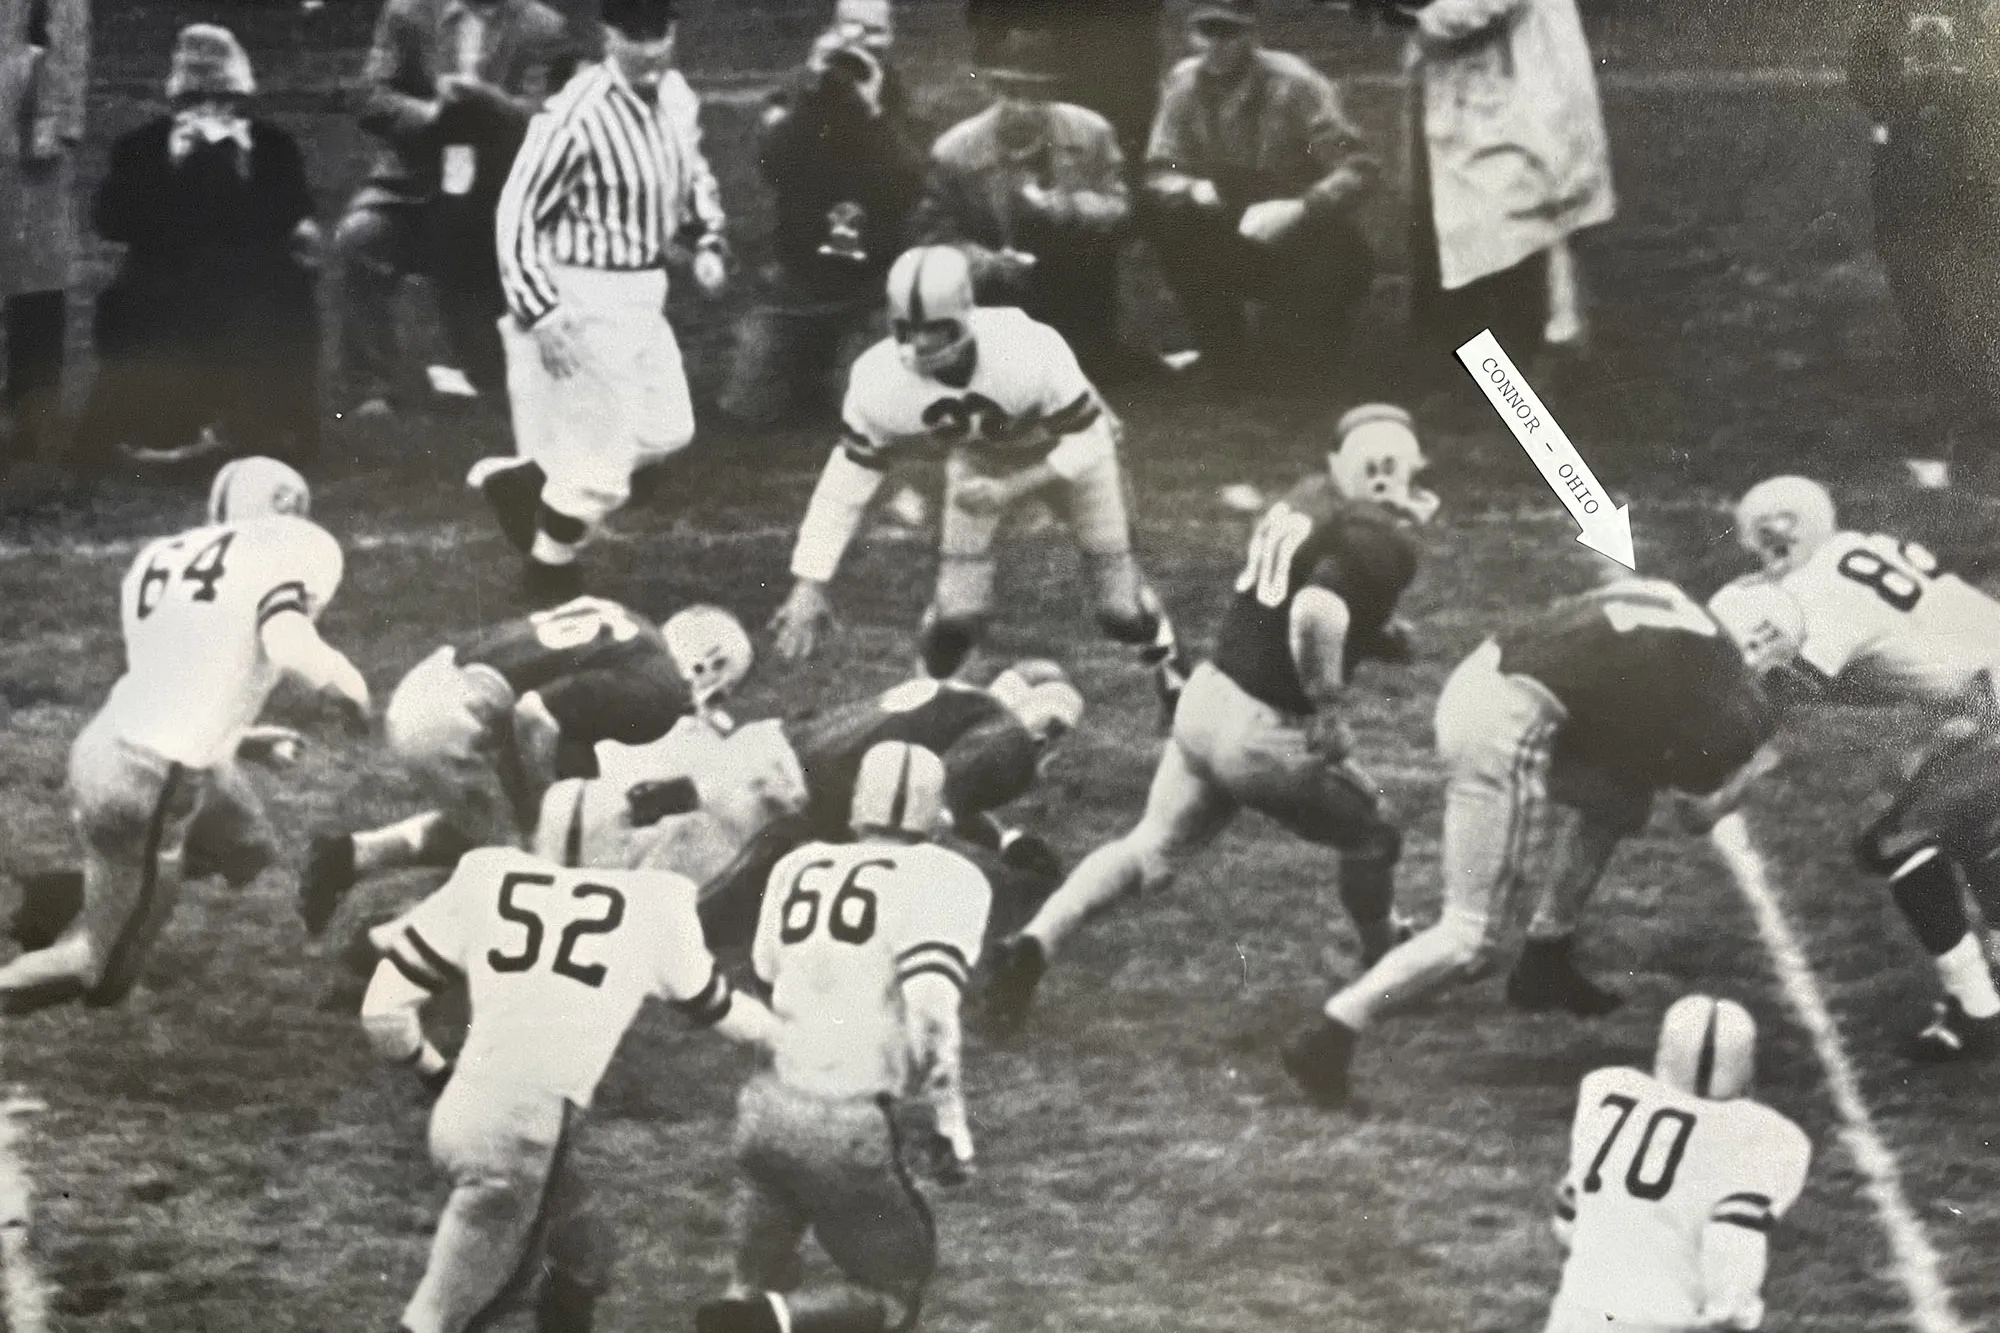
[921,549,994,679]
[536,1152,613,1333]
[180,762,277,889]
[1509,802,1629,1018]
[1862,829,2000,1059]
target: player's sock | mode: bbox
[917,608,978,679]
[1016,838,1147,952]
[351,814,447,873]
[1337,854,1397,963]
[1325,920,1472,1029]
[1936,933,2000,1020]
[695,1294,788,1333]
[1507,934,1623,1017]
[535,1272,596,1333]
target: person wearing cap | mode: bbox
[1144,0,1379,393]
[984,410,1434,1039]
[0,457,368,1014]
[1545,996,1811,1333]
[332,0,569,417]
[712,5,926,431]
[1395,0,1613,377]
[966,1,1166,171]
[476,0,729,600]
[0,0,86,479]
[697,740,990,1333]
[915,26,1145,386]
[1281,567,1793,1108]
[74,25,325,471]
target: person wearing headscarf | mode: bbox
[77,25,323,468]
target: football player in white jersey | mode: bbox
[360,845,780,1333]
[0,458,368,1013]
[1727,474,2000,1058]
[768,244,1189,716]
[695,741,991,1333]
[1545,995,1811,1333]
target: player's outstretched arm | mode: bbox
[262,614,371,729]
[359,960,453,1094]
[773,447,890,660]
[903,973,975,1182]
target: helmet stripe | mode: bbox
[1694,1002,1720,1097]
[886,743,913,829]
[908,248,929,325]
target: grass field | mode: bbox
[2,1,1998,1330]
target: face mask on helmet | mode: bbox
[208,456,311,524]
[1328,405,1439,524]
[887,246,976,379]
[1654,993,1757,1100]
[1706,577,1806,676]
[662,605,754,708]
[1733,476,1836,577]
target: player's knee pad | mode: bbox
[1428,910,1493,977]
[918,607,985,680]
[1337,825,1401,919]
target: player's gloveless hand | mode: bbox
[770,581,837,661]
[692,247,729,296]
[534,310,584,379]
[1239,198,1308,245]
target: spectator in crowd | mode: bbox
[966,0,1165,169]
[333,0,569,417]
[714,9,925,431]
[1145,0,1378,393]
[75,26,323,469]
[1849,0,2000,482]
[1401,0,1613,379]
[0,0,86,479]
[916,27,1143,385]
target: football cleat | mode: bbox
[10,870,84,952]
[1280,1016,1357,1108]
[695,1296,785,1333]
[1912,996,2000,1062]
[982,933,1048,1039]
[298,834,357,936]
[999,830,1063,884]
[1505,938,1624,1018]
[468,457,547,554]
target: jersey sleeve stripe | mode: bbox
[1715,1191,1774,1209]
[840,426,889,469]
[1043,391,1102,437]
[386,944,450,993]
[895,941,970,972]
[898,960,969,992]
[1711,1207,1776,1233]
[400,925,463,984]
[256,580,309,628]
[671,964,735,1027]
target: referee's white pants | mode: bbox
[500,264,694,528]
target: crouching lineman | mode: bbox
[298,600,752,934]
[535,660,1085,946]
[1281,572,1796,1108]
[1544,995,1811,1333]
[1724,474,2000,1058]
[695,742,990,1333]
[360,844,780,1333]
[984,407,1438,1037]
[767,245,1189,714]
[0,459,369,1012]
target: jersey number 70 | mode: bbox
[1584,1093,1698,1201]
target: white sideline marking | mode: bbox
[0,1095,51,1333]
[1708,812,1971,1333]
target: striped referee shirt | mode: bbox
[496,61,726,327]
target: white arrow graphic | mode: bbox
[1455,329,1635,570]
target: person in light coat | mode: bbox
[0,0,87,476]
[1403,0,1612,374]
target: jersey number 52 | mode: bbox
[487,871,627,988]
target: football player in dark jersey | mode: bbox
[297,599,754,935]
[982,405,1440,1038]
[1281,573,1798,1108]
[532,661,1087,950]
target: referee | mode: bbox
[476,0,728,600]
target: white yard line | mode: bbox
[0,1095,51,1333]
[1708,812,1972,1333]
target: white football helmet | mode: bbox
[1733,475,1836,576]
[887,246,977,379]
[1707,576,1806,675]
[1328,404,1440,524]
[851,740,946,838]
[208,456,310,523]
[662,604,754,708]
[1655,993,1757,1100]
[988,658,1085,747]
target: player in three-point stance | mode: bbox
[0,458,369,1012]
[297,600,752,935]
[767,244,1189,714]
[695,742,991,1333]
[983,407,1437,1037]
[1281,571,1797,1108]
[533,660,1085,946]
[360,844,780,1333]
[1722,474,2000,1059]
[1544,995,1811,1333]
